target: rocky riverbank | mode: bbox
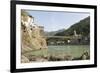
[21,51,90,63]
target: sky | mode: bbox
[26,10,89,32]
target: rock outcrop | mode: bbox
[21,10,48,63]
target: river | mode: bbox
[24,45,90,61]
[48,45,90,58]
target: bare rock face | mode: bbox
[21,10,48,54]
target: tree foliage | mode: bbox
[55,16,90,36]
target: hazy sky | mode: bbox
[26,10,89,32]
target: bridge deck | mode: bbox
[45,36,81,39]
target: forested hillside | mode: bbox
[55,16,90,36]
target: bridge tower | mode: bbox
[74,30,78,37]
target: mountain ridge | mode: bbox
[55,16,90,36]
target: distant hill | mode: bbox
[55,16,90,36]
[45,29,65,36]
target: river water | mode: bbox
[25,45,90,61]
[48,45,90,58]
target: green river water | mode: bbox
[25,45,90,58]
